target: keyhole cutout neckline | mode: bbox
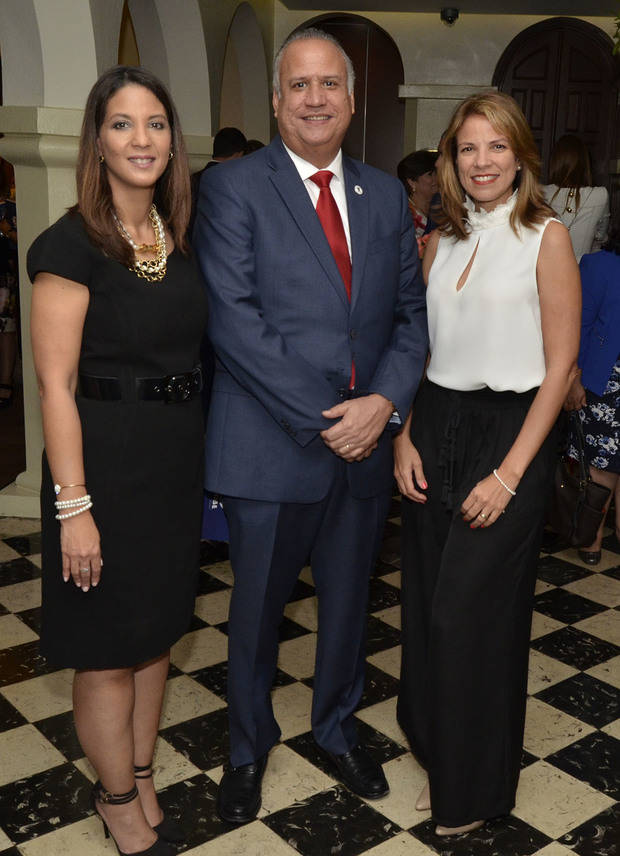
[455,239,480,293]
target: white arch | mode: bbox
[0,0,43,106]
[34,0,100,107]
[90,0,125,74]
[0,0,126,109]
[128,0,211,136]
[223,2,270,142]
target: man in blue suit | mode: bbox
[194,27,428,823]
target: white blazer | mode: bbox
[542,184,609,261]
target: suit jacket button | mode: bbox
[350,329,357,340]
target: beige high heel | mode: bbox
[415,783,431,811]
[435,820,484,836]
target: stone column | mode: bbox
[0,106,82,517]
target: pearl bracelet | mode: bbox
[55,501,93,521]
[54,494,91,509]
[492,468,516,496]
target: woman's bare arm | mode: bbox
[462,220,581,526]
[31,272,102,590]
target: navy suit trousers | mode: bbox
[223,462,391,766]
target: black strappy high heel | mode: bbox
[134,762,185,844]
[92,781,175,855]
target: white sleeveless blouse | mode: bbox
[426,192,555,393]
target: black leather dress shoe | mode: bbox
[578,549,601,565]
[216,755,267,823]
[322,745,389,799]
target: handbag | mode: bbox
[548,411,611,547]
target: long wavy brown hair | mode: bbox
[73,65,190,264]
[438,90,553,240]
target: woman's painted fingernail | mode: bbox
[421,481,428,489]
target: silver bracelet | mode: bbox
[493,469,516,496]
[55,501,93,521]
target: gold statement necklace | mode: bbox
[114,204,167,282]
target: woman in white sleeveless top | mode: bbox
[543,134,609,261]
[394,91,580,836]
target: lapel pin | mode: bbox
[354,185,363,195]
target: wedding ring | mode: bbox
[344,443,351,450]
[479,512,487,520]
[79,567,89,573]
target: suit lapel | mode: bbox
[267,138,350,310]
[343,155,368,315]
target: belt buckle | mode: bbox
[163,373,192,403]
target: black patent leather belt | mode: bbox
[78,366,202,403]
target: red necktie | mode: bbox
[310,171,352,299]
[310,170,355,386]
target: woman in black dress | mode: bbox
[28,67,207,856]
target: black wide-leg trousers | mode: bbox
[398,381,556,827]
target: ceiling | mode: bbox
[280,1,617,14]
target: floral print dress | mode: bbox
[569,359,620,472]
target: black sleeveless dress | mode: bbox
[27,212,207,669]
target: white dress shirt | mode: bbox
[283,143,352,258]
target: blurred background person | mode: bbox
[564,207,620,564]
[28,66,207,856]
[0,158,18,408]
[189,126,247,237]
[244,138,265,155]
[208,126,247,167]
[543,134,609,261]
[397,149,439,254]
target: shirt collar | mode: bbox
[282,142,344,186]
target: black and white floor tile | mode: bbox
[0,505,619,855]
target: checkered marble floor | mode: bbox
[0,502,619,856]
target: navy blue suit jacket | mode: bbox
[194,136,428,502]
[578,250,620,396]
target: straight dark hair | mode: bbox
[73,65,190,264]
[548,135,593,212]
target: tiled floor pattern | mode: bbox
[0,504,618,855]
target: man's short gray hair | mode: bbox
[272,27,356,98]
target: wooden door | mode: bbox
[495,28,561,177]
[493,18,619,215]
[555,24,617,187]
[294,15,405,175]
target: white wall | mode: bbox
[272,4,614,152]
[273,4,613,86]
